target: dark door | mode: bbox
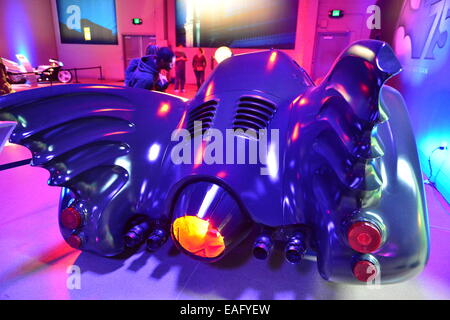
[311,32,351,82]
[123,35,156,71]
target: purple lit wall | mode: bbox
[0,0,58,66]
[372,0,450,202]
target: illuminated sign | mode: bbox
[329,10,344,18]
[56,0,118,44]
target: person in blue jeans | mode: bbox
[192,48,207,90]
[174,44,187,93]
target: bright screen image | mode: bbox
[56,0,118,45]
[175,0,299,49]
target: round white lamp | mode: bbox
[214,46,233,64]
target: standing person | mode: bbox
[192,48,207,90]
[165,43,174,85]
[174,44,187,93]
[127,47,175,92]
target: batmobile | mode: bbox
[0,40,429,284]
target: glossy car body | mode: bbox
[0,40,429,284]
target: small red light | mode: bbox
[291,122,301,142]
[269,51,277,63]
[157,103,170,116]
[61,207,82,229]
[353,260,377,282]
[205,82,214,97]
[299,97,308,106]
[216,171,227,179]
[348,221,382,253]
[66,234,82,249]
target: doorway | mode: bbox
[311,32,351,82]
[122,35,156,71]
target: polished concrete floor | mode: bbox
[0,81,449,300]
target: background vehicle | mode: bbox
[0,57,72,84]
[35,59,72,83]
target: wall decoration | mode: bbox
[175,0,299,49]
[56,0,118,44]
[391,0,450,202]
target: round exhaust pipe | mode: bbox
[253,231,274,260]
[284,232,307,264]
[124,221,150,248]
[146,228,168,252]
[170,181,253,262]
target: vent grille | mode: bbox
[233,96,276,137]
[187,100,218,136]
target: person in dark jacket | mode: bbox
[124,44,159,87]
[127,47,175,92]
[192,48,207,90]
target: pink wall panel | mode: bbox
[0,0,58,66]
[51,0,160,80]
[316,0,377,41]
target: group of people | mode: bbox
[125,44,207,93]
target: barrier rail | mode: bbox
[63,66,104,83]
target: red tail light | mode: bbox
[347,221,382,253]
[61,207,82,229]
[353,260,377,282]
[66,234,82,249]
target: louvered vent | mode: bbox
[187,100,218,136]
[233,96,276,138]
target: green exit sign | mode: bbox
[132,18,143,25]
[329,10,344,18]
